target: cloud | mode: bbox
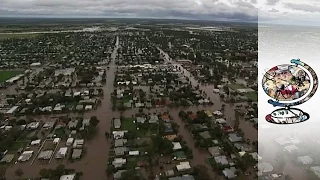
[266,0,280,5]
[0,0,257,22]
[284,3,320,13]
[258,0,320,26]
[1,0,320,26]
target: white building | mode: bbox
[56,147,68,159]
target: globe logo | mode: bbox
[262,59,318,124]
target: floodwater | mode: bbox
[4,36,256,180]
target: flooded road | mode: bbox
[158,48,257,142]
[5,36,119,180]
[4,36,256,180]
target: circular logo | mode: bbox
[262,59,318,124]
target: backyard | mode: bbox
[0,71,23,83]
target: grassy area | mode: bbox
[0,70,23,83]
[228,83,245,90]
[9,141,29,151]
[0,33,39,39]
[245,91,258,102]
[206,158,215,167]
[121,118,149,137]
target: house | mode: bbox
[208,146,221,157]
[228,133,243,143]
[38,150,53,160]
[115,139,127,147]
[68,120,79,129]
[18,151,33,162]
[31,139,41,146]
[214,155,229,166]
[284,145,299,153]
[165,170,175,177]
[0,154,15,163]
[114,118,121,129]
[112,158,127,168]
[27,122,40,130]
[223,167,237,179]
[215,118,226,124]
[213,110,223,116]
[173,151,187,160]
[55,147,68,159]
[66,138,74,146]
[310,166,320,179]
[73,139,84,148]
[82,118,90,126]
[43,121,56,129]
[113,131,127,139]
[136,117,146,123]
[72,149,82,159]
[164,123,174,133]
[59,174,76,180]
[297,156,313,165]
[149,115,159,123]
[113,170,127,180]
[172,142,182,150]
[258,162,273,175]
[176,161,191,171]
[114,147,128,156]
[169,175,195,180]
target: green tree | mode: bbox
[90,116,100,127]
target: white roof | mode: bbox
[60,174,76,180]
[58,147,68,155]
[172,142,182,150]
[31,139,41,145]
[176,161,191,171]
[216,118,226,124]
[53,138,60,143]
[297,156,313,165]
[284,145,299,153]
[258,162,273,173]
[113,158,126,164]
[6,106,19,114]
[129,151,139,156]
[67,138,74,143]
[22,151,33,155]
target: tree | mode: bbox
[90,116,100,127]
[15,169,23,179]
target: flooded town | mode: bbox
[1,19,259,180]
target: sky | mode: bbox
[0,0,320,26]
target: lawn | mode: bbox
[245,91,258,102]
[121,118,149,137]
[0,33,39,39]
[228,83,245,90]
[0,71,23,83]
[9,141,29,151]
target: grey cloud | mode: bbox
[0,0,257,22]
[266,0,280,5]
[269,8,279,12]
[285,3,320,12]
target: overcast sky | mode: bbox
[0,0,320,26]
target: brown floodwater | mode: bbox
[4,37,256,180]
